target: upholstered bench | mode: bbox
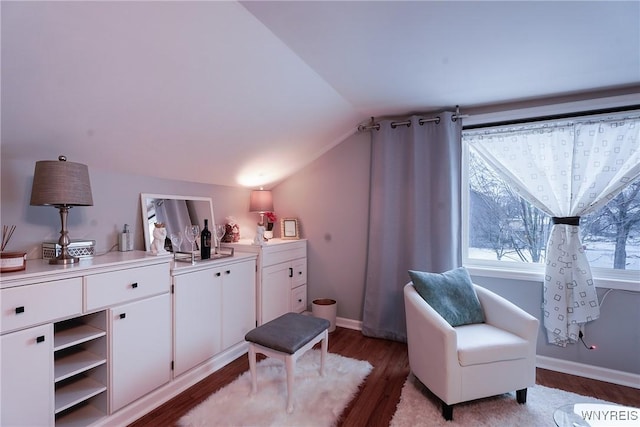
[245,312,330,413]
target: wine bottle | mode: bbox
[200,219,211,259]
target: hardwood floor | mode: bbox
[129,327,639,426]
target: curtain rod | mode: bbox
[357,106,468,132]
[462,104,640,130]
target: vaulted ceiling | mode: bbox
[2,1,639,187]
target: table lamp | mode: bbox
[30,155,93,265]
[249,188,273,225]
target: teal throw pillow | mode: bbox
[408,267,485,327]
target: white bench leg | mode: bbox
[320,330,328,377]
[285,355,295,414]
[248,344,258,395]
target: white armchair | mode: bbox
[404,282,539,420]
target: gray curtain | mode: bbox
[362,112,462,341]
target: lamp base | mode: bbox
[49,254,80,265]
[48,205,82,265]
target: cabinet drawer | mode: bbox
[85,263,170,311]
[291,258,307,288]
[262,242,306,267]
[1,278,82,333]
[291,285,307,313]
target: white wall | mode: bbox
[0,157,256,257]
[274,131,371,321]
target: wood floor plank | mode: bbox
[129,327,638,426]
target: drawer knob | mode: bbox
[15,306,25,314]
[131,282,138,289]
[119,313,126,319]
[298,299,302,303]
[225,270,231,275]
[36,335,45,343]
[215,272,221,277]
[298,271,302,275]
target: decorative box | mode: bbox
[0,252,27,272]
[42,240,95,260]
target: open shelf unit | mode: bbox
[54,312,108,427]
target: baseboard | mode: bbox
[335,316,362,331]
[537,355,640,389]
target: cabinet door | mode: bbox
[261,262,292,324]
[221,260,256,349]
[110,294,171,412]
[1,324,54,426]
[173,269,222,377]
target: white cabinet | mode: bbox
[1,323,54,426]
[173,268,222,377]
[0,251,255,426]
[0,252,171,426]
[110,293,172,412]
[229,239,307,325]
[262,261,296,324]
[221,259,256,349]
[172,257,256,377]
[81,258,171,413]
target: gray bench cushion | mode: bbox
[245,313,330,354]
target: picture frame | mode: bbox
[280,218,300,240]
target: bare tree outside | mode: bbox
[468,151,640,270]
[581,181,640,270]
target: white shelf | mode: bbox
[54,313,108,420]
[56,403,105,427]
[54,324,105,351]
[55,351,106,382]
[55,376,107,414]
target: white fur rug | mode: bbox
[391,373,635,426]
[178,350,372,427]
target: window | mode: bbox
[462,112,640,287]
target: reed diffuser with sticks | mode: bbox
[1,225,26,272]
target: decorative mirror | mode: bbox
[140,193,215,253]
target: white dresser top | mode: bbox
[0,251,170,288]
[2,250,258,288]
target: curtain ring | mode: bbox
[418,116,440,126]
[390,121,411,129]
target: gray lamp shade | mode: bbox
[30,156,93,206]
[249,189,273,213]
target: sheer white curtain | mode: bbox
[362,112,462,341]
[464,113,640,346]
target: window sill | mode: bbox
[464,264,639,292]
